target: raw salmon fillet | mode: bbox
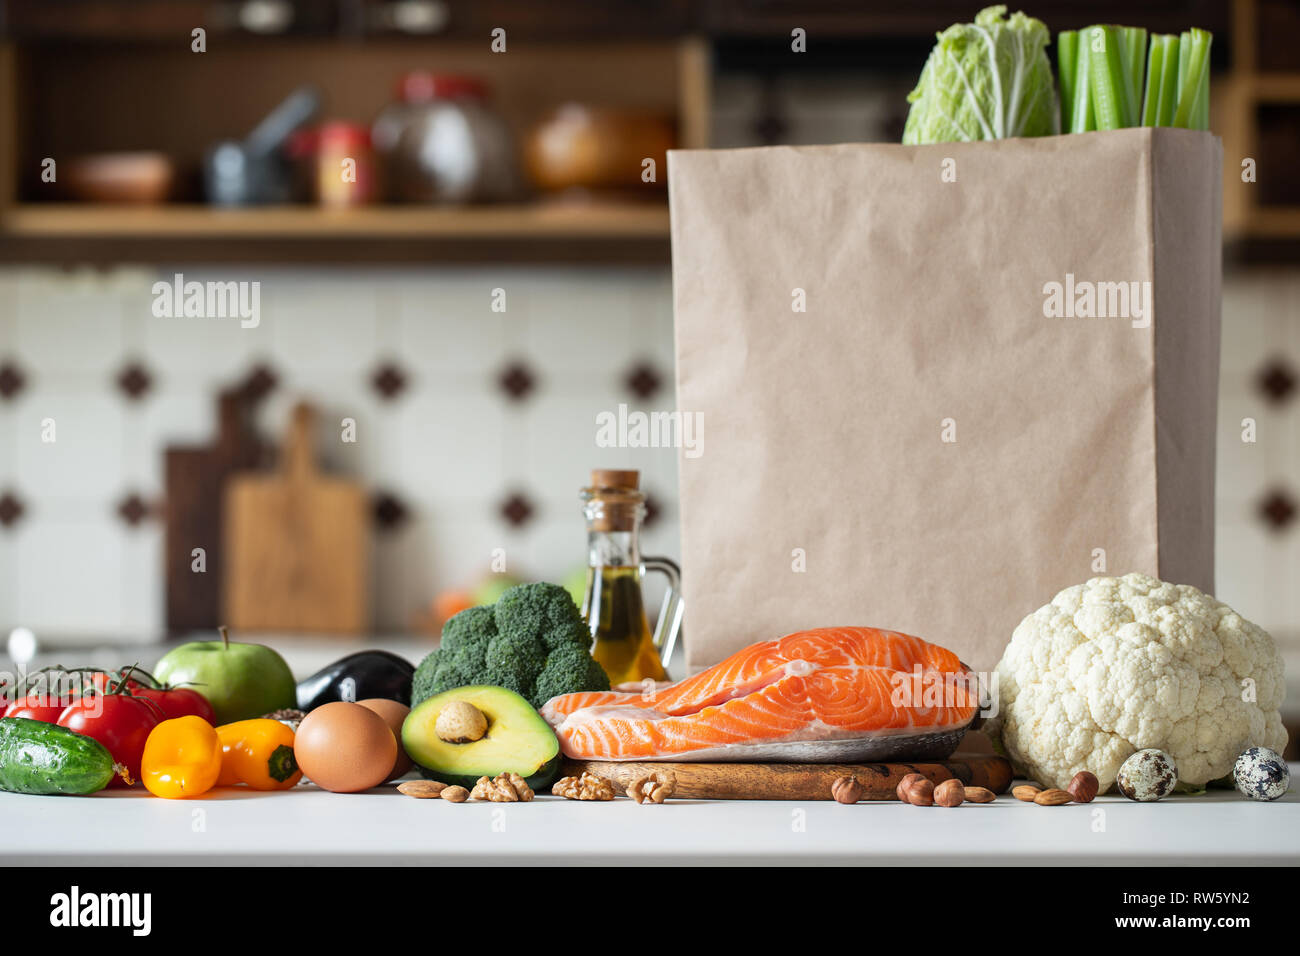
[542,627,980,761]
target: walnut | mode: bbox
[470,772,535,802]
[552,771,615,801]
[626,769,676,804]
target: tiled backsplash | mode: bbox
[0,264,1297,653]
[0,265,681,641]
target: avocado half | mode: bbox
[402,685,561,790]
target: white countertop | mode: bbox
[4,771,1297,866]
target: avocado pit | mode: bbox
[436,700,488,744]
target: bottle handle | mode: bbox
[642,556,684,670]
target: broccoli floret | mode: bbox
[438,605,497,653]
[411,649,442,705]
[533,644,610,705]
[495,582,590,652]
[411,582,608,709]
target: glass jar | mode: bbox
[371,71,520,203]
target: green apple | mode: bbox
[153,628,296,725]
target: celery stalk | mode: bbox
[1141,35,1165,126]
[1121,27,1148,121]
[1058,30,1079,132]
[1196,41,1211,130]
[1088,25,1134,130]
[1071,33,1095,132]
[1155,34,1181,125]
[1173,28,1211,129]
[1177,31,1191,102]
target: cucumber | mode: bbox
[0,717,117,795]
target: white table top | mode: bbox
[3,770,1296,865]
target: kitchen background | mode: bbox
[0,1,1297,742]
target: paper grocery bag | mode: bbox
[668,128,1221,674]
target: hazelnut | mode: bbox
[934,779,965,807]
[895,772,926,802]
[831,775,864,804]
[435,700,488,744]
[963,786,996,803]
[1067,770,1099,803]
[901,778,935,807]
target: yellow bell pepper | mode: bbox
[142,716,223,799]
[216,719,302,790]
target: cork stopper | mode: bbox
[583,469,643,532]
[590,469,639,491]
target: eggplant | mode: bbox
[296,650,415,711]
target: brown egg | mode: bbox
[357,698,412,781]
[295,701,397,793]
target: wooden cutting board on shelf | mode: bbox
[563,755,1013,801]
[164,390,265,635]
[223,402,369,634]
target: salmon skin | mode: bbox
[542,627,980,762]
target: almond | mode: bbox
[963,786,996,803]
[1033,788,1073,806]
[440,785,470,803]
[397,780,446,799]
[1012,784,1042,802]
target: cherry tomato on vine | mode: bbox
[7,693,78,723]
[57,694,163,786]
[134,686,216,724]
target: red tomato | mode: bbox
[7,693,78,723]
[58,694,163,787]
[133,686,215,724]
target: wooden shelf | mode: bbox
[2,202,671,241]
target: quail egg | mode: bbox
[1116,749,1178,802]
[1233,747,1289,802]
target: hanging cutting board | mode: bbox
[164,390,265,635]
[562,755,1013,801]
[223,402,369,634]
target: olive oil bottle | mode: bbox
[580,470,682,687]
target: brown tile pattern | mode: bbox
[498,361,536,402]
[1255,358,1297,406]
[1258,488,1297,531]
[0,492,24,528]
[624,361,663,401]
[116,493,153,526]
[371,362,408,401]
[372,491,409,529]
[499,492,535,527]
[115,362,153,401]
[0,361,26,400]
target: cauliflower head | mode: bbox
[986,573,1286,791]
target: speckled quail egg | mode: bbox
[1233,747,1289,802]
[1116,749,1178,802]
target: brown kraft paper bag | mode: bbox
[668,128,1221,675]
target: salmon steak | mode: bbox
[542,627,981,762]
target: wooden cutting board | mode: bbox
[563,754,1013,801]
[164,390,265,635]
[223,402,369,634]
